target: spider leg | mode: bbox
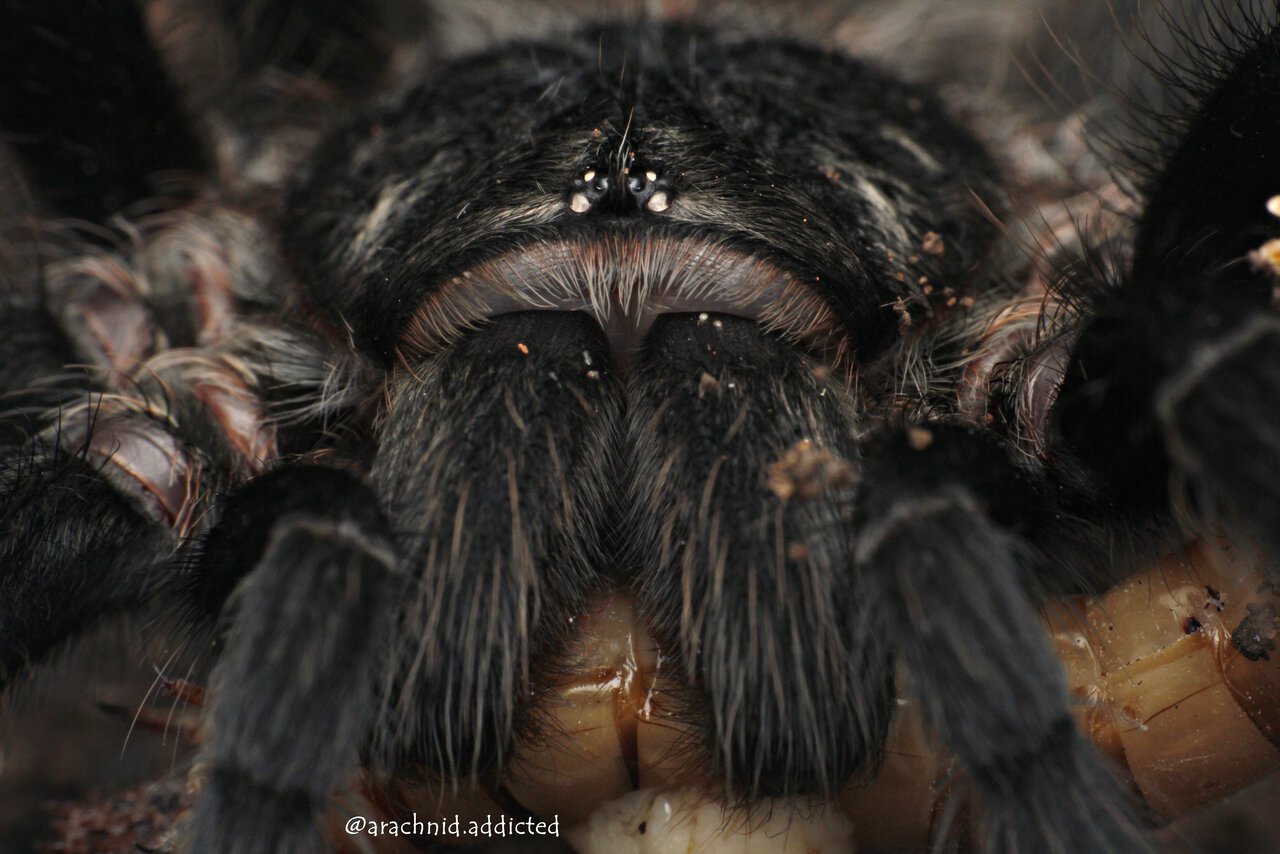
[1052,14,1280,561]
[370,311,622,780]
[0,0,373,684]
[0,211,297,687]
[625,313,893,799]
[0,435,177,687]
[0,0,247,685]
[184,466,398,853]
[853,425,1151,853]
[0,0,199,682]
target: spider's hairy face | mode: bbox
[278,22,1007,796]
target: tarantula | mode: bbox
[3,0,1280,851]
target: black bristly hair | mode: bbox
[3,2,1280,852]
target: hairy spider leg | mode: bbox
[0,0,205,684]
[1052,15,1280,572]
[853,426,1151,853]
[186,467,398,854]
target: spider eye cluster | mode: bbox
[568,164,671,215]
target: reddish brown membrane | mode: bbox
[50,354,276,535]
[398,234,847,364]
[57,404,205,535]
[957,183,1140,458]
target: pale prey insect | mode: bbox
[3,1,1280,852]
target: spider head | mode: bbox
[285,23,1004,370]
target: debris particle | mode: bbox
[1232,601,1280,661]
[697,371,721,397]
[583,350,594,366]
[517,342,530,355]
[160,675,206,707]
[766,439,857,501]
[922,231,945,257]
[591,127,604,139]
[1250,238,1280,278]
[1119,704,1145,729]
[586,370,601,380]
[697,312,709,323]
[893,296,913,332]
[1205,586,1225,611]
[908,254,921,265]
[1268,195,1280,218]
[811,365,831,382]
[787,542,811,561]
[820,164,842,181]
[907,427,934,450]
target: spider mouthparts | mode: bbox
[398,233,844,361]
[383,592,862,853]
[505,593,675,822]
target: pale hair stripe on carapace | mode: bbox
[399,233,847,362]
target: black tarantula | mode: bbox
[4,0,1280,851]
